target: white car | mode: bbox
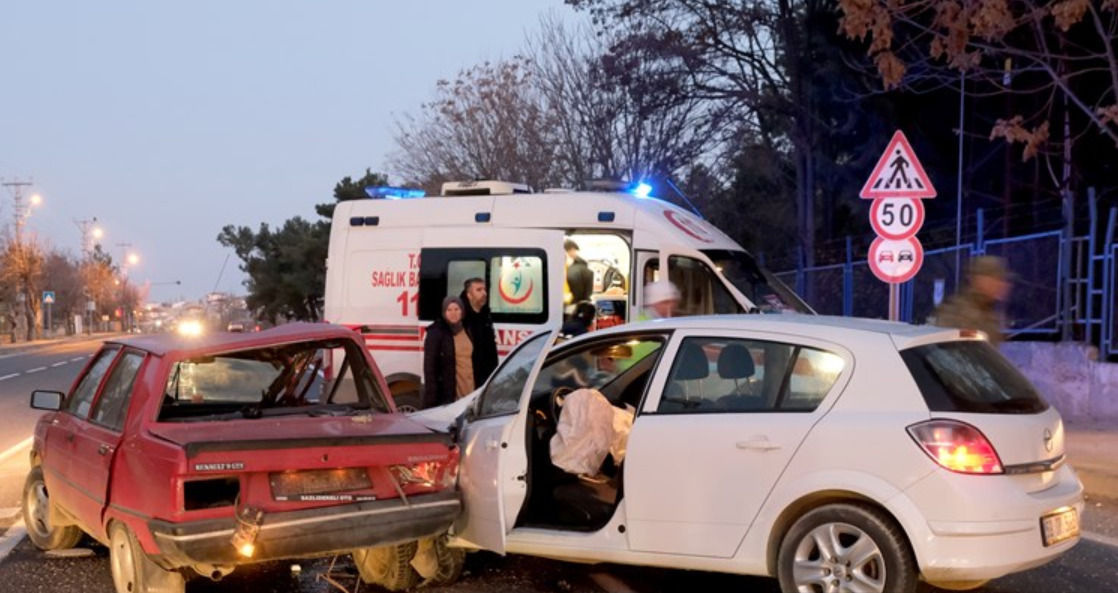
[411,315,1084,593]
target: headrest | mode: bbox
[673,342,710,381]
[717,343,755,379]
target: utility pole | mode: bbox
[74,217,100,335]
[3,178,36,341]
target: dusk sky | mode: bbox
[1,1,568,302]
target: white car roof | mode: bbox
[578,314,970,351]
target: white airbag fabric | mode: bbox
[550,388,633,475]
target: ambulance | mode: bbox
[323,180,809,410]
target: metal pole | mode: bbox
[955,70,966,289]
[888,283,900,321]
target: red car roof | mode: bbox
[105,322,359,358]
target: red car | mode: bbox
[22,323,461,593]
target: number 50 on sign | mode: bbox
[870,197,925,241]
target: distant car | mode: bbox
[23,323,461,593]
[413,315,1084,593]
[226,321,246,332]
[878,250,895,262]
[899,249,915,262]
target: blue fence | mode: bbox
[774,203,1118,359]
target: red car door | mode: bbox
[41,347,120,533]
[67,350,146,539]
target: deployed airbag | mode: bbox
[550,388,633,476]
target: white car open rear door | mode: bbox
[454,331,553,553]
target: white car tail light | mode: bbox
[907,419,1004,474]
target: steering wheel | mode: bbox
[549,386,575,424]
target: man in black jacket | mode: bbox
[460,278,500,385]
[565,239,594,304]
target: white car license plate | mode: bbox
[1041,508,1079,547]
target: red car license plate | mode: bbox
[1041,508,1079,547]
[270,468,371,500]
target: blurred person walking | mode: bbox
[933,256,1014,346]
[423,296,474,408]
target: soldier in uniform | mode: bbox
[933,256,1014,345]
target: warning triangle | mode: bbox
[860,130,937,199]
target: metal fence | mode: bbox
[774,202,1118,360]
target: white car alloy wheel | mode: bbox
[778,503,917,593]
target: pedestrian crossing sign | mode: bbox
[43,291,55,304]
[860,130,937,199]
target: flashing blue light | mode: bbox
[632,182,653,198]
[365,186,426,200]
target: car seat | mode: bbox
[715,343,762,411]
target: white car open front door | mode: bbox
[453,331,553,553]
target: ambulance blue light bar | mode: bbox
[632,182,652,198]
[365,186,426,200]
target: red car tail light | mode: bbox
[390,459,458,490]
[907,419,1004,474]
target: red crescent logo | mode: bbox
[499,278,534,304]
[664,210,714,243]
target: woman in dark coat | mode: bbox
[423,296,475,408]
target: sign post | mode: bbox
[861,131,936,321]
[42,291,55,335]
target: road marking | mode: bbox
[51,361,67,367]
[0,374,17,381]
[0,437,32,465]
[1085,530,1118,549]
[0,519,26,564]
[0,508,19,520]
[26,367,46,374]
[71,357,86,362]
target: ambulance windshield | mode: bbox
[703,249,812,314]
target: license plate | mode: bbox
[1040,508,1080,547]
[270,468,371,501]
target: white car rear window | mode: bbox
[901,341,1048,414]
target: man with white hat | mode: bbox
[641,280,681,320]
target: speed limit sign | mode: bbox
[869,197,925,240]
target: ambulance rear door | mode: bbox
[417,228,565,360]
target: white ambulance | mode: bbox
[323,180,809,410]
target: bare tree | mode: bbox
[526,12,719,185]
[838,0,1118,155]
[388,57,561,191]
[0,232,47,340]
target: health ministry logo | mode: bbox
[498,258,534,304]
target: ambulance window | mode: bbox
[642,256,742,317]
[419,248,549,324]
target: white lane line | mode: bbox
[51,361,67,368]
[0,374,17,381]
[0,519,26,564]
[0,437,32,466]
[26,367,46,374]
[71,357,86,362]
[0,508,19,520]
[1084,530,1118,549]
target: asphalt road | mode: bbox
[0,340,1116,593]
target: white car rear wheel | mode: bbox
[778,502,917,593]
